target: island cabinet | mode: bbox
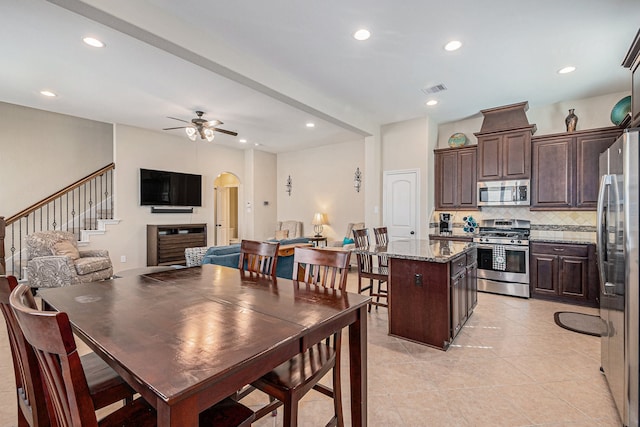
[388,247,477,350]
[530,242,598,306]
[147,223,207,266]
[476,129,532,181]
[434,146,477,209]
[531,127,622,210]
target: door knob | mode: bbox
[410,231,415,235]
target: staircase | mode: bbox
[0,163,117,281]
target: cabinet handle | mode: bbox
[553,248,565,252]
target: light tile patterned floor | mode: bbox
[0,271,622,426]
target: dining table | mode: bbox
[38,264,370,427]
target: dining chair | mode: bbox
[353,228,389,311]
[238,239,279,277]
[373,226,389,268]
[0,275,136,427]
[248,246,351,426]
[9,283,255,427]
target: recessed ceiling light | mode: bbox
[306,122,315,128]
[426,100,438,106]
[239,139,247,143]
[40,90,57,97]
[83,37,105,48]
[444,40,462,51]
[353,29,370,41]
[254,143,261,146]
[558,66,576,74]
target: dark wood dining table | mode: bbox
[38,264,370,427]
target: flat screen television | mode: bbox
[140,168,202,206]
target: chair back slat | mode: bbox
[239,240,280,278]
[10,284,99,427]
[292,247,350,291]
[352,228,376,273]
[0,276,51,427]
[373,227,389,267]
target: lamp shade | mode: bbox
[312,212,328,225]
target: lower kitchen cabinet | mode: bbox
[530,242,598,306]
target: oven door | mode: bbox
[476,244,529,284]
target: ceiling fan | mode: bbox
[163,111,238,142]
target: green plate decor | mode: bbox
[448,132,467,147]
[610,96,631,126]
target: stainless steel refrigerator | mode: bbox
[598,128,639,427]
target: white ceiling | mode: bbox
[1,0,638,153]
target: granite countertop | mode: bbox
[530,236,596,245]
[360,239,475,263]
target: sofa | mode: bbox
[189,237,310,279]
[273,220,303,240]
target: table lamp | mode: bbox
[312,213,328,237]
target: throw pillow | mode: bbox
[52,240,80,260]
[275,229,289,240]
[343,237,354,245]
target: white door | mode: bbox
[383,169,419,241]
[215,187,230,245]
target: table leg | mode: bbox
[348,305,367,426]
[157,398,198,427]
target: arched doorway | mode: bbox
[213,172,240,246]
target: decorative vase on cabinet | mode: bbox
[565,109,578,132]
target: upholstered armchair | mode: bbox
[273,220,303,240]
[26,231,113,288]
[328,222,365,266]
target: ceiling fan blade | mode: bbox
[162,126,188,130]
[212,127,238,136]
[205,120,222,127]
[167,116,191,124]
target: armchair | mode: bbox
[274,220,303,240]
[26,231,113,288]
[328,222,365,266]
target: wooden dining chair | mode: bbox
[373,226,389,268]
[249,247,351,426]
[238,239,279,277]
[353,228,389,311]
[9,283,255,427]
[0,276,136,427]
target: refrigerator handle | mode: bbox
[596,174,611,294]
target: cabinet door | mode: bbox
[450,273,464,338]
[559,256,589,300]
[502,131,531,179]
[466,262,478,312]
[575,130,621,208]
[477,135,502,180]
[530,253,558,296]
[435,151,458,209]
[531,136,573,209]
[458,148,477,207]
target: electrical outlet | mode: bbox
[120,255,126,263]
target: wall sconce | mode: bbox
[354,167,362,193]
[312,212,328,237]
[286,175,292,196]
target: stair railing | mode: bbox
[1,163,115,280]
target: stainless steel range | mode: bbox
[473,219,530,298]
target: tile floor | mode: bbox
[0,271,622,426]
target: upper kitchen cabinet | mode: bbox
[622,29,640,128]
[474,102,536,181]
[531,127,622,210]
[434,146,477,209]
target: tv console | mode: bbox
[147,223,207,266]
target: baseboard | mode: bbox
[150,207,194,214]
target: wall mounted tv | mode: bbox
[140,168,202,207]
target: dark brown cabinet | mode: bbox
[476,129,532,181]
[434,146,477,209]
[531,127,622,210]
[530,242,598,306]
[147,223,207,266]
[388,249,477,350]
[623,29,640,128]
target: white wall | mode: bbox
[100,124,246,271]
[277,139,365,242]
[0,102,112,215]
[380,116,439,239]
[437,91,631,148]
[251,150,278,241]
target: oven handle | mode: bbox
[475,243,529,252]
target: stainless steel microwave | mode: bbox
[477,179,530,206]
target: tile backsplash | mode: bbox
[431,207,597,240]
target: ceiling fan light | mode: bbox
[204,128,215,142]
[185,127,197,141]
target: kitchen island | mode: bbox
[365,239,477,350]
